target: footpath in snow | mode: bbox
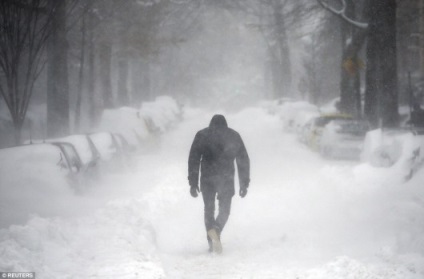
[1,107,424,278]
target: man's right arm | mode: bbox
[236,133,250,192]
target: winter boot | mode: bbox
[208,238,213,253]
[207,228,222,254]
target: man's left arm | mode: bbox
[236,134,250,197]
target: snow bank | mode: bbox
[0,199,165,278]
[0,145,74,228]
[299,256,424,278]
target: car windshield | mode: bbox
[334,120,369,136]
[315,116,349,127]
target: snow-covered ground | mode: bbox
[1,107,424,278]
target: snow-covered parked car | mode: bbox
[319,97,340,114]
[0,144,80,191]
[55,135,99,167]
[277,101,320,133]
[320,119,370,159]
[361,129,409,167]
[302,114,353,151]
[87,132,132,170]
[88,132,121,161]
[361,128,424,181]
[139,95,182,133]
[0,143,81,227]
[113,133,133,154]
[49,141,92,186]
[98,107,150,149]
[112,132,136,166]
[55,135,101,167]
[26,134,101,181]
[263,97,297,115]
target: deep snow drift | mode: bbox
[1,107,424,278]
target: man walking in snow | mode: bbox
[188,114,250,253]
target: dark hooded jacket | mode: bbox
[188,115,250,197]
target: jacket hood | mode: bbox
[209,114,228,129]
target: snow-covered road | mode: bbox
[1,107,424,278]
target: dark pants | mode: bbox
[202,188,232,244]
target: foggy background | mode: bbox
[0,0,344,146]
[1,0,418,148]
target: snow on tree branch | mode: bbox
[317,0,368,29]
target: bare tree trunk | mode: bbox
[339,0,356,115]
[311,44,321,105]
[12,118,23,146]
[270,51,283,99]
[85,10,100,129]
[117,59,129,106]
[273,0,291,97]
[364,25,378,124]
[98,41,113,108]
[338,0,364,117]
[47,0,69,138]
[130,60,143,107]
[144,58,152,101]
[87,28,96,128]
[380,0,398,127]
[365,0,398,127]
[420,0,424,77]
[75,14,86,133]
